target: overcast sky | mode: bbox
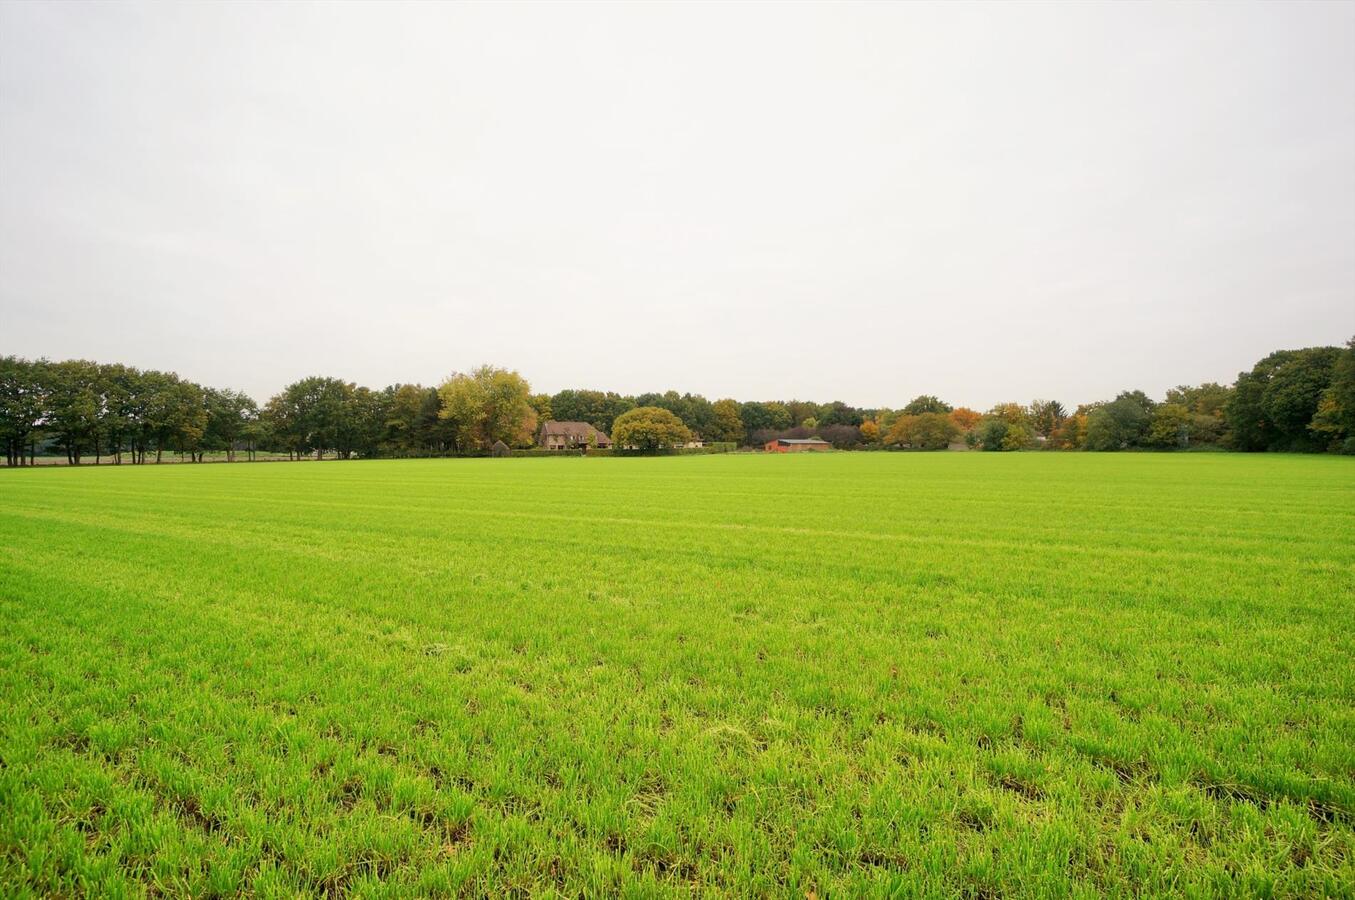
[1,2,1352,409]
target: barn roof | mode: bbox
[774,438,831,444]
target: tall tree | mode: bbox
[1146,403,1191,448]
[203,388,258,462]
[1052,413,1086,449]
[1028,399,1066,439]
[385,384,428,455]
[438,365,536,452]
[611,406,691,451]
[1084,391,1154,451]
[707,399,745,445]
[1228,346,1340,451]
[1310,337,1355,452]
[902,395,952,416]
[342,385,388,459]
[785,400,824,428]
[267,376,352,459]
[1164,382,1232,446]
[739,401,791,440]
[148,376,208,462]
[948,407,982,433]
[976,402,1035,451]
[527,393,553,429]
[550,389,635,434]
[46,359,102,464]
[0,356,48,467]
[887,412,958,450]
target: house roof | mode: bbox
[541,421,610,440]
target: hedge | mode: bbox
[510,448,584,458]
[589,445,735,457]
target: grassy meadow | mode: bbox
[1,453,1353,897]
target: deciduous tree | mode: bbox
[708,399,745,444]
[1310,338,1355,452]
[886,412,957,450]
[1228,346,1340,451]
[438,365,537,452]
[1084,391,1154,451]
[903,395,952,415]
[203,388,258,461]
[1,356,47,466]
[1028,399,1066,439]
[948,407,981,433]
[612,406,691,451]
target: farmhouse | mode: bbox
[765,437,832,453]
[539,420,612,450]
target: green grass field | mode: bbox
[2,454,1353,897]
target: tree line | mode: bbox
[2,338,1352,466]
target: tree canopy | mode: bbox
[439,366,537,452]
[3,338,1351,465]
[611,407,692,451]
[886,412,958,450]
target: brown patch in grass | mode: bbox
[997,773,1046,801]
[956,807,990,832]
[858,848,909,869]
[1192,775,1350,826]
[1086,754,1154,785]
[176,795,224,834]
[638,845,698,880]
[334,776,363,810]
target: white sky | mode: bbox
[2,1,1353,409]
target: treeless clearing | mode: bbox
[2,454,1352,895]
